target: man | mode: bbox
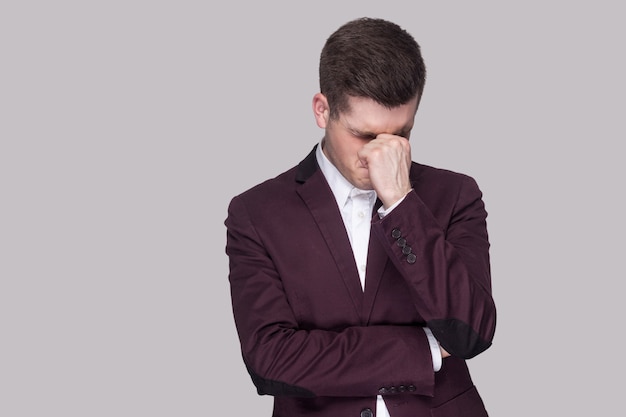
[225,17,496,417]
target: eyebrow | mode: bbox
[349,125,413,138]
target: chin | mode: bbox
[355,180,374,190]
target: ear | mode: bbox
[312,93,330,128]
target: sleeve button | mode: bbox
[360,408,374,417]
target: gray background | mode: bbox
[2,1,624,415]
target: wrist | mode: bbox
[380,188,412,210]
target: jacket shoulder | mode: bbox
[228,165,299,205]
[411,162,479,187]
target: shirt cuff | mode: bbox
[423,327,442,372]
[376,190,412,218]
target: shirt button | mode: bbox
[358,211,365,218]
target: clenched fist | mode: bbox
[357,134,413,209]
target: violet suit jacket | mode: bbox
[225,145,496,417]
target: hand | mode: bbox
[357,134,412,209]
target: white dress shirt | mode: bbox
[315,142,441,417]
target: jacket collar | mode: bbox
[295,145,319,184]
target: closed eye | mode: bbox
[357,134,377,140]
[352,130,410,140]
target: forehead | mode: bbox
[341,95,419,133]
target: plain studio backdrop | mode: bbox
[1,1,624,416]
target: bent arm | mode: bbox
[372,176,496,359]
[225,195,436,398]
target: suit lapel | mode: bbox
[362,199,388,324]
[296,147,364,317]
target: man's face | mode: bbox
[316,94,419,190]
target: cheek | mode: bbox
[327,133,364,170]
[332,139,354,160]
[344,144,363,168]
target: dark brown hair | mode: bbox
[319,17,426,119]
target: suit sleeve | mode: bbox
[225,195,436,398]
[372,175,496,359]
